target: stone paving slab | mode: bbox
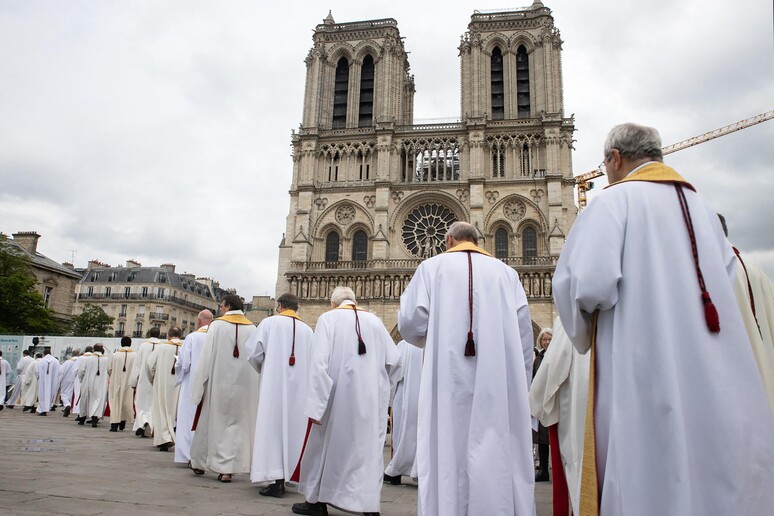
[0,408,552,515]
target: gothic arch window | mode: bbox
[402,204,457,258]
[352,230,368,262]
[358,55,374,127]
[520,143,531,177]
[491,47,504,120]
[333,57,349,129]
[325,231,340,263]
[495,227,509,259]
[516,46,530,118]
[492,144,505,178]
[522,225,537,259]
[328,151,340,182]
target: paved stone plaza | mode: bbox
[0,408,552,515]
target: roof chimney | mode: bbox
[160,263,176,273]
[12,231,41,255]
[126,259,142,268]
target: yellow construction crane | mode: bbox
[575,109,774,209]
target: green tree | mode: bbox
[69,304,114,337]
[0,234,61,334]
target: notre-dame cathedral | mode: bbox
[275,1,576,336]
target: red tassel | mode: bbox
[289,355,296,366]
[170,363,176,375]
[358,338,366,355]
[702,292,720,333]
[233,344,239,358]
[465,331,476,357]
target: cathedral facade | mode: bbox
[275,1,576,336]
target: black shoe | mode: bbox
[119,421,126,431]
[77,416,86,425]
[29,406,37,414]
[22,406,30,412]
[91,416,99,428]
[63,406,71,417]
[291,502,328,516]
[109,423,119,432]
[135,428,144,436]
[0,404,3,411]
[50,406,56,412]
[363,513,381,516]
[38,411,48,416]
[535,470,550,482]
[158,442,173,452]
[259,479,286,498]
[383,473,401,485]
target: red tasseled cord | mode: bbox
[233,325,240,358]
[122,351,128,372]
[353,307,366,355]
[464,252,476,357]
[702,292,721,333]
[289,318,297,366]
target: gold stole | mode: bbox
[580,311,600,515]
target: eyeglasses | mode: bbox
[598,161,607,175]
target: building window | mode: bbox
[108,272,117,282]
[522,226,537,258]
[332,57,349,129]
[43,286,53,308]
[105,286,111,296]
[325,231,340,263]
[127,272,136,282]
[158,272,167,283]
[516,45,530,118]
[133,322,143,337]
[520,143,531,177]
[491,47,504,120]
[87,286,94,296]
[358,55,374,127]
[91,271,101,282]
[157,287,165,299]
[124,286,131,297]
[492,145,505,177]
[402,204,457,258]
[117,321,125,335]
[119,304,127,317]
[328,153,340,182]
[352,230,368,262]
[495,228,509,259]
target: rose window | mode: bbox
[402,204,457,258]
[335,205,355,225]
[504,200,526,221]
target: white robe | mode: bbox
[298,302,402,514]
[21,359,40,407]
[147,339,182,446]
[398,247,535,516]
[384,340,423,478]
[190,311,259,474]
[174,326,208,464]
[35,355,61,413]
[553,177,774,515]
[77,352,109,418]
[107,348,136,424]
[7,355,33,406]
[129,338,159,433]
[58,358,79,408]
[245,313,313,483]
[0,358,10,405]
[528,318,589,516]
[733,251,774,415]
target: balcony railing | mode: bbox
[132,331,143,338]
[76,292,216,312]
[150,312,169,321]
[291,255,557,272]
[114,331,125,337]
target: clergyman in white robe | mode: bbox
[245,298,313,491]
[78,349,109,424]
[21,357,41,409]
[147,336,182,449]
[0,355,10,406]
[129,333,161,436]
[296,289,401,515]
[58,353,80,416]
[107,341,136,429]
[398,223,535,516]
[552,127,774,516]
[189,303,259,477]
[174,318,211,464]
[7,352,33,407]
[732,248,774,415]
[529,318,589,516]
[35,353,61,414]
[384,339,423,482]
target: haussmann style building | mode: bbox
[275,1,577,336]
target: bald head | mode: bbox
[197,310,214,329]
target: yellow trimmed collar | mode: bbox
[335,304,366,312]
[116,348,134,353]
[159,339,183,347]
[278,309,303,321]
[196,325,209,333]
[606,162,695,191]
[215,313,254,325]
[446,241,492,257]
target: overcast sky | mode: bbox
[1,0,772,298]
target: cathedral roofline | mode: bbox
[314,17,399,34]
